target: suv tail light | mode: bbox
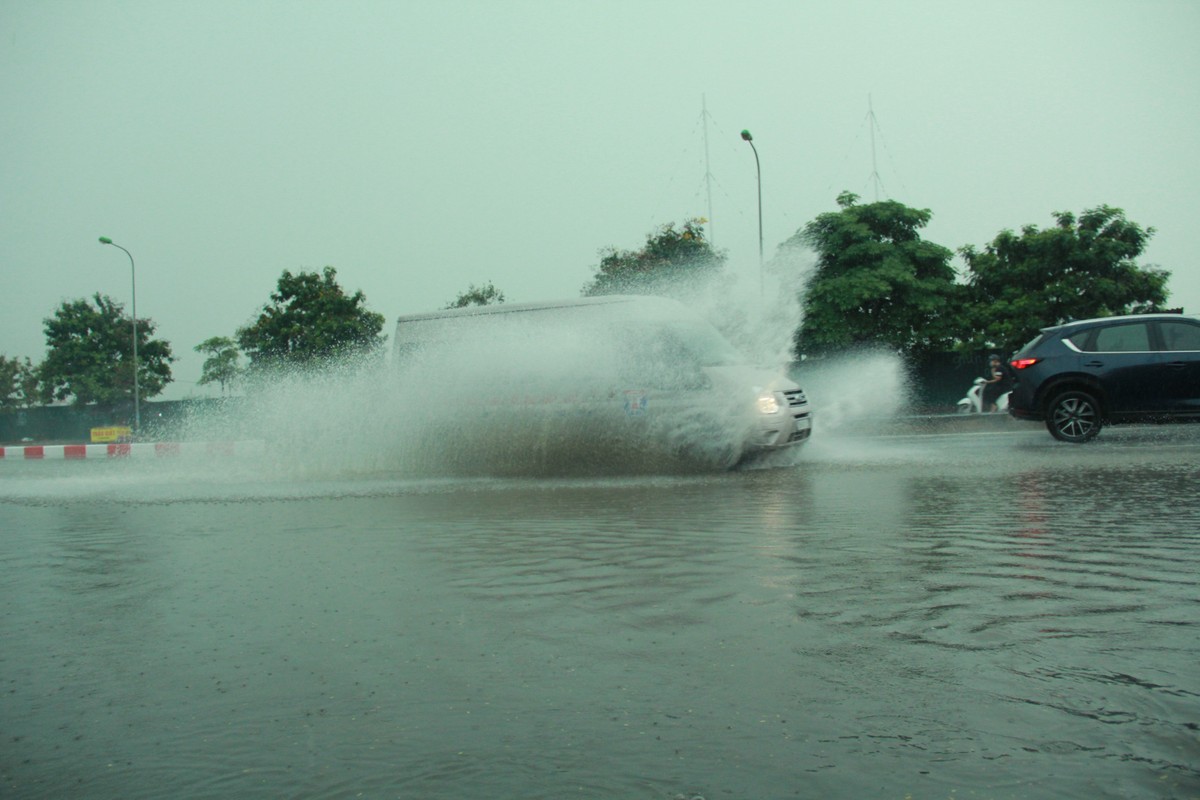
[1011,358,1041,370]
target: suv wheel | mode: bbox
[1046,390,1101,443]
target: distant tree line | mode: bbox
[0,194,1173,415]
[791,193,1168,357]
[580,197,1169,360]
[0,266,388,415]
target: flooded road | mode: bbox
[2,426,1199,799]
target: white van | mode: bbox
[392,295,811,474]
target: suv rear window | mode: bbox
[1159,321,1200,351]
[1018,333,1044,354]
[1071,322,1152,353]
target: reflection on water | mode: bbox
[1,430,1199,799]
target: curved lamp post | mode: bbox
[98,236,139,432]
[740,129,764,295]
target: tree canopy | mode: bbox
[39,293,174,405]
[959,206,1170,352]
[445,281,506,309]
[237,267,386,371]
[0,355,38,410]
[790,192,959,356]
[583,218,725,297]
[194,336,243,394]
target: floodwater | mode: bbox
[2,426,1199,799]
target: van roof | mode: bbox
[394,295,679,324]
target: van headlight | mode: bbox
[756,391,781,415]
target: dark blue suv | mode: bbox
[1008,313,1200,442]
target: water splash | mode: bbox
[188,249,910,479]
[5,256,834,486]
[795,349,911,433]
[677,247,910,440]
[214,291,794,479]
[669,245,810,369]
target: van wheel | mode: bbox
[1046,390,1101,443]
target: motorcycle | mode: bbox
[956,377,1010,414]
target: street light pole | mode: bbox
[740,129,764,295]
[98,236,139,433]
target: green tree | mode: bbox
[39,293,174,405]
[960,206,1170,352]
[583,218,725,297]
[445,281,506,309]
[0,355,38,410]
[237,266,386,371]
[791,192,959,356]
[194,336,243,394]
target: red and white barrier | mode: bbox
[0,441,266,460]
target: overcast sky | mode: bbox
[3,0,1198,399]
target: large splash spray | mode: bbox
[176,250,906,480]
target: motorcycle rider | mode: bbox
[981,354,1013,412]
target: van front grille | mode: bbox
[784,389,807,407]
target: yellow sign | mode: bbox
[90,426,132,443]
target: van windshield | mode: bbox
[393,304,747,372]
[615,320,745,367]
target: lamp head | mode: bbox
[740,129,753,142]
